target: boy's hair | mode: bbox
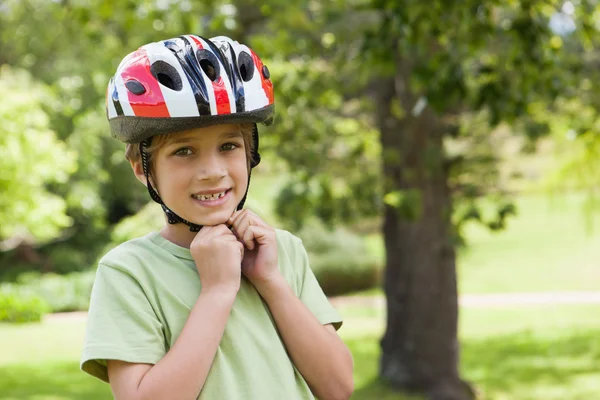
[125,123,256,172]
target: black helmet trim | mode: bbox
[110,104,274,144]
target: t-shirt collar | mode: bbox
[147,232,194,260]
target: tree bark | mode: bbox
[376,60,474,400]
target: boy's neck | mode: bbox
[159,224,196,249]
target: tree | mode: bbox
[0,66,76,247]
[0,0,224,273]
[246,1,600,398]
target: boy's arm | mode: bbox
[108,224,243,400]
[107,289,236,400]
[255,276,354,400]
[227,210,353,400]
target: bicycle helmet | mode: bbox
[106,34,275,231]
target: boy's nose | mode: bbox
[195,156,227,181]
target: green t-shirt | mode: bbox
[81,229,342,399]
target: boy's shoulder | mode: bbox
[274,228,304,250]
[274,228,299,243]
[98,233,159,271]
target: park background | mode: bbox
[1,1,599,399]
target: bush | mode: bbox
[297,221,382,296]
[16,271,95,313]
[0,285,49,323]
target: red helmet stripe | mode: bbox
[190,35,204,49]
[121,49,170,117]
[250,50,274,105]
[190,35,231,115]
[214,76,232,114]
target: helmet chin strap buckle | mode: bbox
[163,207,179,224]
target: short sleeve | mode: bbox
[293,238,343,330]
[80,263,166,382]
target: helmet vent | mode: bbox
[196,50,220,81]
[237,52,255,82]
[125,80,146,95]
[150,61,183,91]
[262,65,270,79]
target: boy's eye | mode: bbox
[221,143,239,151]
[173,147,193,156]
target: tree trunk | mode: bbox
[376,61,474,400]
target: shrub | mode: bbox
[297,221,382,296]
[0,285,49,323]
[16,271,95,313]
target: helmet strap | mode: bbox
[140,139,202,232]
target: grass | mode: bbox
[1,303,599,399]
[0,319,111,399]
[338,304,600,400]
[364,192,600,294]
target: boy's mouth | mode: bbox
[191,189,230,201]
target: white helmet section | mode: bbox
[108,70,135,118]
[106,80,118,119]
[183,35,237,115]
[143,41,200,117]
[211,36,270,111]
[236,49,269,111]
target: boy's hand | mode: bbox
[190,224,244,295]
[228,210,281,292]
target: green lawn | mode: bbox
[365,192,600,294]
[338,303,600,400]
[1,303,599,399]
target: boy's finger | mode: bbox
[229,211,252,235]
[242,225,257,250]
[227,209,246,226]
[243,225,274,248]
[231,211,269,238]
[242,210,270,228]
[198,224,233,240]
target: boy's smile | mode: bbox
[148,123,250,240]
[191,188,231,204]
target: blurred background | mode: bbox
[1,0,599,399]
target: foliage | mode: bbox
[16,271,95,313]
[298,221,381,296]
[0,271,94,316]
[109,202,164,245]
[0,0,216,274]
[0,66,76,243]
[0,286,48,323]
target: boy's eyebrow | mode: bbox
[167,136,195,145]
[168,131,243,146]
[220,131,243,139]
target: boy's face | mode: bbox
[150,123,249,227]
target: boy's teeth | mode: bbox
[194,190,227,201]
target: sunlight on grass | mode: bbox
[458,193,600,294]
[0,319,86,366]
[337,304,600,399]
[461,330,600,400]
[0,362,110,400]
[364,193,600,294]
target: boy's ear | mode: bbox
[130,160,148,187]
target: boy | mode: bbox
[80,34,354,400]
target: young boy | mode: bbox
[80,34,354,400]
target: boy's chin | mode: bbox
[187,208,237,228]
